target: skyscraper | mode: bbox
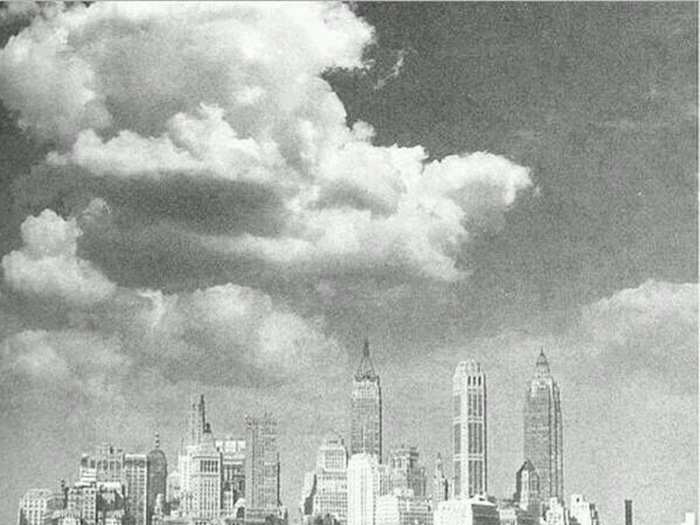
[350,339,382,461]
[313,433,349,524]
[453,360,487,498]
[347,453,381,525]
[125,454,148,525]
[187,394,207,448]
[523,350,563,501]
[217,437,246,517]
[146,434,167,525]
[431,454,449,508]
[388,446,427,500]
[625,500,633,525]
[245,414,284,524]
[185,422,222,520]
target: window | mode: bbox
[453,424,461,454]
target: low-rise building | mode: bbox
[376,488,432,525]
[434,496,500,525]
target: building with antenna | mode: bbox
[350,339,383,462]
[523,350,563,502]
[147,433,167,525]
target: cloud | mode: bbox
[200,151,531,281]
[1,1,533,287]
[0,329,129,393]
[1,209,116,306]
[570,280,698,394]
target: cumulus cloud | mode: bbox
[0,1,533,285]
[573,280,698,393]
[1,209,116,306]
[95,283,343,386]
[0,329,129,393]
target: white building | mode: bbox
[376,488,432,525]
[545,498,567,525]
[17,488,61,525]
[682,513,697,525]
[185,423,222,520]
[453,361,487,498]
[569,495,598,525]
[125,453,148,525]
[348,453,381,525]
[313,434,349,524]
[434,496,500,525]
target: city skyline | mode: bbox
[0,3,696,525]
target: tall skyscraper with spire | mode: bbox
[523,350,563,501]
[452,359,487,498]
[350,339,382,461]
[186,394,207,447]
[147,433,167,525]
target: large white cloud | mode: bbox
[0,2,533,284]
[1,209,116,306]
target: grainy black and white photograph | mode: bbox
[0,3,697,525]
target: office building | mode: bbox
[389,446,427,500]
[350,340,382,461]
[66,483,98,525]
[125,453,148,525]
[496,499,536,525]
[147,434,168,525]
[545,498,568,525]
[432,454,449,509]
[624,500,632,525]
[434,496,500,525]
[185,422,222,520]
[376,488,432,525]
[569,495,599,525]
[218,437,246,517]
[17,488,62,525]
[514,460,541,518]
[347,453,381,525]
[245,414,284,524]
[453,360,487,497]
[523,351,563,501]
[94,443,126,483]
[313,434,349,524]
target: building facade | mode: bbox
[523,351,563,501]
[569,495,599,525]
[431,454,449,510]
[347,453,381,525]
[376,488,433,525]
[17,488,62,525]
[514,460,541,518]
[125,454,148,525]
[185,423,222,520]
[147,434,168,525]
[313,434,349,524]
[388,446,427,500]
[245,414,283,524]
[66,483,98,525]
[544,498,568,525]
[434,496,500,525]
[350,340,382,461]
[217,437,246,517]
[453,360,487,498]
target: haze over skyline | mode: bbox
[0,3,696,525]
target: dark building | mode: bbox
[147,433,168,525]
[625,500,633,525]
[350,340,382,461]
[523,350,563,501]
[514,460,541,518]
[245,414,284,524]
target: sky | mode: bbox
[0,2,696,525]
